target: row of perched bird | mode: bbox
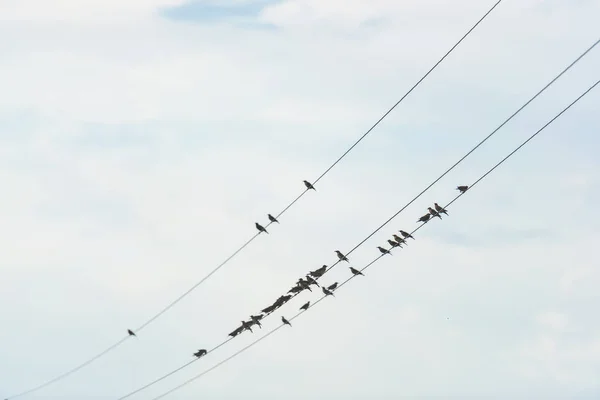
[189,184,469,359]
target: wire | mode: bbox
[4,4,502,399]
[149,76,600,400]
[115,36,600,400]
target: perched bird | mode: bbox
[241,320,254,333]
[428,207,442,220]
[309,265,327,278]
[300,301,310,311]
[282,316,292,326]
[303,180,316,190]
[457,185,469,193]
[335,250,349,262]
[392,234,407,245]
[288,285,302,294]
[327,282,338,291]
[434,203,448,215]
[399,230,415,240]
[418,214,431,223]
[193,349,207,358]
[322,287,335,297]
[255,222,268,234]
[250,315,263,328]
[127,329,136,337]
[306,275,320,287]
[298,279,312,292]
[350,267,364,276]
[377,246,392,255]
[229,326,244,338]
[387,239,400,248]
[268,214,279,223]
[261,304,277,314]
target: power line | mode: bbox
[4,3,502,399]
[115,36,600,400]
[149,76,600,400]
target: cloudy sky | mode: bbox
[1,0,599,399]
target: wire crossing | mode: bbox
[149,76,600,400]
[114,36,600,400]
[4,3,503,399]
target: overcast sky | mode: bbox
[1,0,599,399]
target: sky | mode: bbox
[0,0,599,399]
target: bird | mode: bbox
[229,326,244,338]
[335,250,349,262]
[392,234,406,245]
[267,214,279,223]
[399,230,415,240]
[322,287,335,297]
[457,185,469,193]
[127,329,136,337]
[309,265,327,278]
[250,315,263,328]
[350,267,364,276]
[282,316,292,326]
[300,301,310,311]
[255,222,268,234]
[428,207,442,220]
[303,180,316,190]
[327,282,338,291]
[288,285,302,294]
[261,304,277,314]
[306,275,320,287]
[387,239,400,248]
[377,246,392,255]
[434,203,448,215]
[241,320,253,333]
[298,279,312,292]
[193,349,207,358]
[418,214,431,223]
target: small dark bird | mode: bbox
[399,230,415,240]
[309,265,327,278]
[255,222,268,234]
[241,320,253,333]
[261,304,277,314]
[303,180,316,190]
[428,207,442,220]
[298,279,312,292]
[377,246,392,255]
[457,185,469,193]
[229,326,244,338]
[306,275,320,287]
[335,250,349,262]
[387,239,400,248]
[392,234,406,245]
[250,315,263,328]
[350,267,364,276]
[288,285,302,294]
[193,349,207,358]
[300,301,310,311]
[127,329,136,337]
[418,214,431,223]
[434,203,448,215]
[327,282,338,291]
[268,214,279,223]
[322,287,335,297]
[282,316,292,326]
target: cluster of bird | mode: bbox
[189,184,469,359]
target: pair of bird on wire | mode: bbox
[417,201,448,223]
[254,180,317,234]
[376,229,415,255]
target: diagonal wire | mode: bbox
[149,76,600,400]
[4,3,503,399]
[115,36,600,400]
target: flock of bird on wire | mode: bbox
[171,182,471,360]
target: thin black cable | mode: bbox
[114,36,599,399]
[5,4,502,399]
[149,77,600,400]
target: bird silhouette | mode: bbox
[282,316,292,326]
[288,285,302,294]
[298,279,312,292]
[193,349,207,358]
[327,282,338,291]
[350,267,364,276]
[241,320,254,333]
[335,250,349,262]
[377,246,392,255]
[322,287,335,297]
[457,185,469,193]
[261,304,277,314]
[306,275,320,287]
[229,326,244,338]
[250,315,263,328]
[387,239,400,248]
[303,180,316,190]
[255,222,268,234]
[268,214,279,223]
[434,203,448,215]
[428,207,442,220]
[300,301,310,311]
[127,329,136,337]
[309,265,327,278]
[392,234,407,245]
[418,214,431,223]
[399,230,415,240]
